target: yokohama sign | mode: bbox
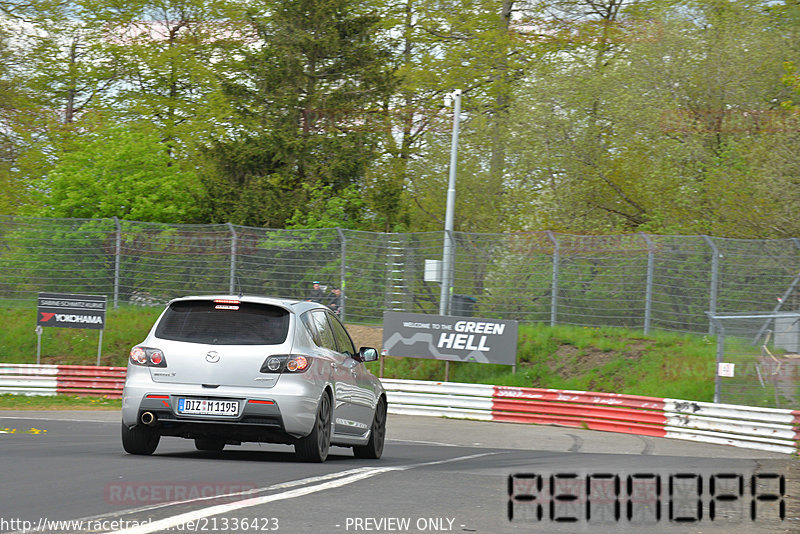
[37,293,107,330]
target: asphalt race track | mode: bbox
[0,411,797,534]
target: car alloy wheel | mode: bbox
[353,397,386,459]
[295,392,331,462]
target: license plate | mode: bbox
[177,398,239,416]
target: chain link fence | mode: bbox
[710,313,800,408]
[1,215,799,334]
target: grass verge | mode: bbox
[2,305,716,403]
[366,324,716,401]
[0,394,121,410]
[0,305,161,366]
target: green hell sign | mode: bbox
[381,311,518,366]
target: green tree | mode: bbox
[285,183,369,229]
[0,22,25,214]
[502,0,797,237]
[4,0,238,220]
[26,123,203,222]
[19,1,119,125]
[398,0,535,233]
[101,0,240,157]
[202,0,396,228]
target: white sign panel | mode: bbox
[717,362,735,378]
[382,311,518,366]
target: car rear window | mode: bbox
[155,300,290,345]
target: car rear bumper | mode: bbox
[122,376,324,441]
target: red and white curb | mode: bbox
[2,365,797,454]
[0,364,125,398]
[383,379,800,455]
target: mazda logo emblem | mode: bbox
[206,351,220,363]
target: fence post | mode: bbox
[752,270,800,345]
[640,233,655,335]
[336,227,347,322]
[113,217,121,309]
[546,231,559,327]
[227,223,237,295]
[712,317,724,404]
[702,236,719,335]
[386,233,406,312]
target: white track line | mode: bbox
[7,468,390,534]
[0,415,115,423]
[105,452,498,534]
[386,438,460,447]
[75,468,386,521]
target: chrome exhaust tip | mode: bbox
[141,411,156,425]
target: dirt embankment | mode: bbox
[345,324,383,350]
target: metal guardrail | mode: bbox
[663,399,800,455]
[1,365,796,454]
[0,364,125,398]
[383,379,800,455]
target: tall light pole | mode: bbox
[440,89,461,382]
[439,89,462,318]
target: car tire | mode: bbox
[195,438,226,452]
[353,397,386,460]
[121,422,160,455]
[295,392,331,462]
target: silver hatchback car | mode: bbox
[121,295,386,462]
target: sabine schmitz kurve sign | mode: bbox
[381,311,518,366]
[37,292,107,330]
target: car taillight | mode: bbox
[260,355,313,374]
[131,347,148,365]
[149,350,164,365]
[129,346,167,367]
[286,356,308,372]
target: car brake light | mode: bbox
[129,346,167,367]
[149,350,164,365]
[130,347,148,365]
[213,298,240,310]
[259,355,312,373]
[286,356,309,372]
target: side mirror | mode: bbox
[356,347,379,363]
